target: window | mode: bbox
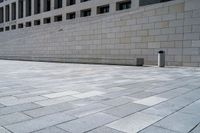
[54,0,62,9]
[67,0,75,6]
[34,19,40,25]
[18,23,23,28]
[0,7,3,23]
[0,27,4,32]
[44,0,51,12]
[5,5,9,22]
[26,21,31,27]
[26,0,32,17]
[66,12,76,20]
[80,9,91,17]
[11,25,16,30]
[97,5,109,14]
[54,15,62,22]
[11,2,16,20]
[44,17,51,24]
[18,0,24,18]
[5,26,9,31]
[139,0,173,6]
[34,0,41,14]
[80,0,90,2]
[116,0,131,11]
[0,0,3,3]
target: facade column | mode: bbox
[3,6,5,23]
[31,0,34,15]
[110,2,116,13]
[40,0,43,13]
[132,0,139,10]
[16,0,19,20]
[63,0,66,7]
[9,4,12,21]
[23,0,26,17]
[51,0,54,10]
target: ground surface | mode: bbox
[0,60,200,133]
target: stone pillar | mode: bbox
[51,0,54,10]
[23,0,26,17]
[10,4,12,21]
[110,2,116,13]
[63,0,66,7]
[132,0,139,10]
[16,0,19,19]
[40,0,43,13]
[31,0,34,15]
[91,6,96,16]
[3,6,5,22]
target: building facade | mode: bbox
[0,0,200,66]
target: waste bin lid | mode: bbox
[158,50,165,53]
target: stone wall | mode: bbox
[0,0,200,66]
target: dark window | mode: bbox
[44,0,51,12]
[80,0,90,2]
[0,27,4,32]
[116,0,131,11]
[0,0,3,3]
[0,7,3,23]
[26,21,31,27]
[97,5,109,14]
[11,2,16,20]
[67,0,75,6]
[18,0,24,18]
[18,23,23,28]
[54,15,62,22]
[11,25,16,30]
[54,0,62,9]
[139,0,173,6]
[34,19,40,25]
[5,26,9,31]
[5,5,9,22]
[34,0,41,14]
[80,9,91,17]
[26,0,32,17]
[44,17,51,24]
[66,12,76,19]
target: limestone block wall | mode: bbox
[0,0,200,66]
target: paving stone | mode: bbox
[0,96,47,106]
[102,97,133,106]
[87,126,125,133]
[43,91,80,98]
[134,96,167,106]
[0,112,31,126]
[65,103,111,117]
[107,112,162,133]
[5,112,76,133]
[33,126,69,133]
[34,96,78,106]
[0,103,41,116]
[103,103,147,118]
[190,123,200,133]
[24,102,77,117]
[57,113,118,133]
[0,127,11,133]
[154,112,200,133]
[138,125,179,133]
[128,91,157,99]
[180,100,200,116]
[73,91,105,98]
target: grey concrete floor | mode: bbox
[0,60,200,133]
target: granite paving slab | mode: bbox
[0,60,199,133]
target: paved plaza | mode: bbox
[0,60,200,133]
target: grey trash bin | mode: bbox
[158,50,165,67]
